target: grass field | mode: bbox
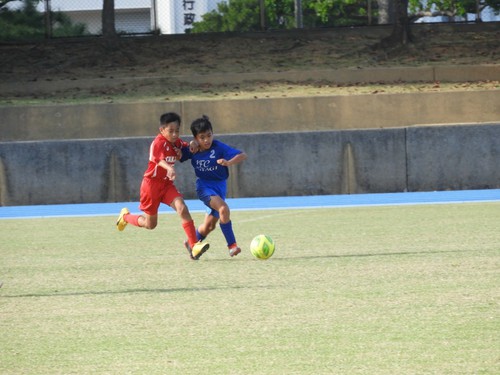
[1,202,499,374]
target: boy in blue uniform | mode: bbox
[182,115,247,258]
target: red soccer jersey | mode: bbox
[143,134,188,181]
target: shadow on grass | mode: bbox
[1,284,273,299]
[1,249,468,298]
[210,248,469,262]
[273,248,469,261]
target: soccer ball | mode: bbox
[250,234,275,260]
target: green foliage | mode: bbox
[191,0,262,32]
[0,0,88,40]
[0,0,43,39]
[192,0,500,33]
[264,0,295,28]
[307,0,369,25]
[50,11,88,37]
[191,0,373,33]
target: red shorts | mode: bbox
[139,177,183,216]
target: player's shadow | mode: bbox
[2,250,469,298]
[1,284,272,299]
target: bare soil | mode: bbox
[0,23,498,104]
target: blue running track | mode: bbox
[1,189,499,220]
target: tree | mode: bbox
[102,0,116,38]
[306,0,372,26]
[0,0,87,40]
[0,0,20,9]
[51,11,87,37]
[0,0,42,39]
[382,0,500,46]
[378,0,395,23]
[190,0,262,32]
[409,0,500,22]
[191,0,374,32]
[385,0,412,45]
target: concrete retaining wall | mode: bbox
[2,65,498,99]
[1,90,499,142]
[1,123,499,206]
[407,124,500,191]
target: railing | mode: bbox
[0,0,496,41]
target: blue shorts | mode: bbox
[196,179,227,218]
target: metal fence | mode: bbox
[0,0,215,39]
[2,0,379,40]
[1,0,497,41]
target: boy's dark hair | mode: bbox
[160,112,181,127]
[190,115,213,137]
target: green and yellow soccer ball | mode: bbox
[250,234,275,260]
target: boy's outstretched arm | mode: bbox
[217,152,247,167]
[189,140,200,153]
[178,140,200,163]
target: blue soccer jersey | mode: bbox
[184,139,242,181]
[182,139,243,216]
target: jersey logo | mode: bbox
[197,160,211,168]
[196,159,218,172]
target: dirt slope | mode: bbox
[0,23,498,103]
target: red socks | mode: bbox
[182,220,198,248]
[124,213,141,227]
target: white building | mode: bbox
[7,0,223,35]
[155,0,220,34]
[414,1,500,23]
[56,0,152,34]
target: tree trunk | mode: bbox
[102,0,116,38]
[475,0,482,22]
[377,0,395,24]
[383,0,412,46]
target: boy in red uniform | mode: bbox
[116,112,209,260]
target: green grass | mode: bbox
[1,203,499,374]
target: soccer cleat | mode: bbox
[229,244,241,257]
[116,208,129,231]
[192,241,210,260]
[183,240,196,260]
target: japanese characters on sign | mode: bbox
[182,0,196,32]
